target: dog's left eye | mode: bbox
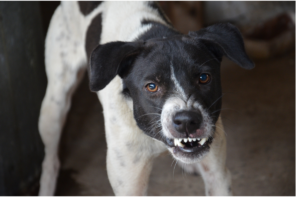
[199,73,211,84]
[146,83,158,92]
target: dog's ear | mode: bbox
[189,23,255,69]
[89,41,143,91]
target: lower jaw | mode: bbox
[171,138,213,163]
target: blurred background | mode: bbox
[0,1,295,196]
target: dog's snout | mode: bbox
[173,111,202,136]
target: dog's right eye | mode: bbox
[146,83,158,92]
[199,73,211,84]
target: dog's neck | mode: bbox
[100,2,171,44]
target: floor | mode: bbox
[54,51,295,196]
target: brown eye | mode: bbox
[146,83,158,92]
[199,73,211,84]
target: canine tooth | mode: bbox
[199,138,207,145]
[178,138,182,143]
[178,142,185,147]
[174,139,178,146]
[184,138,187,143]
[188,138,192,142]
[193,138,196,142]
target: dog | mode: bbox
[38,1,254,196]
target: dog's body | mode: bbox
[38,1,254,196]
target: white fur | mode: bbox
[161,95,215,164]
[39,1,231,196]
[39,3,87,195]
[161,96,214,140]
[178,117,232,195]
[170,62,188,101]
[96,3,169,193]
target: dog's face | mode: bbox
[121,39,222,163]
[89,23,254,163]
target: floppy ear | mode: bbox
[89,41,143,92]
[189,23,255,69]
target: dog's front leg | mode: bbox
[38,4,87,195]
[198,117,232,196]
[98,82,166,195]
[102,113,164,196]
[106,146,154,196]
[179,117,232,196]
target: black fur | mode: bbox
[140,20,179,40]
[89,41,144,91]
[188,23,254,69]
[85,13,102,59]
[89,18,254,146]
[121,34,224,143]
[78,1,102,16]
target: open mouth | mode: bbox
[172,136,213,154]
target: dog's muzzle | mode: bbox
[171,110,213,152]
[161,97,214,163]
[171,111,212,153]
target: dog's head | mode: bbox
[89,23,254,163]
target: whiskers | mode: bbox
[171,158,191,179]
[211,107,234,115]
[140,113,164,141]
[208,94,224,110]
[136,105,164,139]
[137,113,161,119]
[214,124,227,136]
[148,105,163,111]
[171,158,179,177]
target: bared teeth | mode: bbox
[178,142,184,147]
[174,137,209,147]
[174,138,184,147]
[199,138,207,145]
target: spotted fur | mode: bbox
[38,1,253,196]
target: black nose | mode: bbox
[173,111,202,135]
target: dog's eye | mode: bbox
[146,83,158,92]
[199,73,211,84]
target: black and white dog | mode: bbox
[38,1,254,196]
